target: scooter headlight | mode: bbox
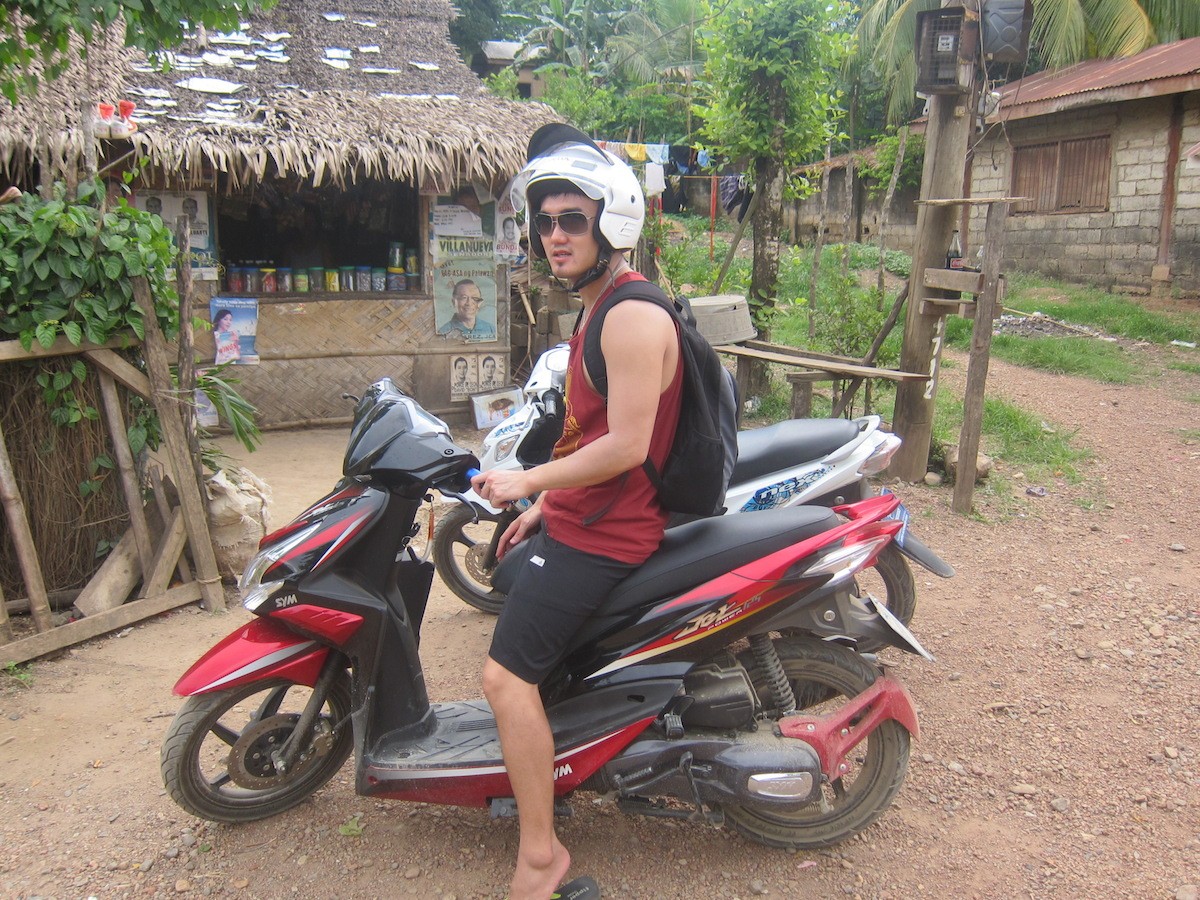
[859,434,902,476]
[488,434,521,463]
[239,522,322,610]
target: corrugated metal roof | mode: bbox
[998,37,1200,120]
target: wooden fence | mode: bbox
[0,277,222,666]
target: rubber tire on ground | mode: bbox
[726,637,911,849]
[431,503,513,615]
[161,675,353,823]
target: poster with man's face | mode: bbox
[135,191,217,279]
[433,261,498,343]
[449,354,478,401]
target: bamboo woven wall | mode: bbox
[195,292,510,427]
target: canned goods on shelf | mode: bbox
[226,267,246,294]
[294,270,309,292]
[260,268,277,293]
[339,266,356,291]
[277,267,293,292]
[371,267,387,291]
[246,268,263,293]
[325,269,340,292]
[386,267,405,291]
[388,242,405,268]
[355,266,372,292]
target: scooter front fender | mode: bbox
[173,617,329,697]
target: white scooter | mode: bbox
[431,345,952,644]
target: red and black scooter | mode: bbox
[161,379,933,849]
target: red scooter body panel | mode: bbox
[173,617,329,696]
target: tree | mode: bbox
[449,0,503,68]
[697,0,852,392]
[856,0,1200,125]
[1,0,272,103]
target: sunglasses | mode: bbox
[533,211,595,237]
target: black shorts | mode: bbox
[488,530,638,684]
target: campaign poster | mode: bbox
[449,353,478,402]
[135,190,218,280]
[432,257,498,343]
[476,352,507,391]
[209,297,260,365]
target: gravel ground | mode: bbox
[0,339,1197,900]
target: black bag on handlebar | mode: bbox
[577,281,738,517]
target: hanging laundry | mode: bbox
[668,145,692,175]
[646,143,670,165]
[719,174,753,222]
[697,149,712,168]
[643,162,666,197]
[625,143,648,162]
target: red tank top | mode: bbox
[541,273,683,564]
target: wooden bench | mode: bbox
[714,340,928,421]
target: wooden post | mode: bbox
[131,276,224,611]
[952,201,1009,514]
[96,371,155,583]
[175,216,205,499]
[0,579,12,644]
[890,2,979,481]
[0,421,54,633]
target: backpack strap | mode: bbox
[575,280,687,398]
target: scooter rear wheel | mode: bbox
[432,503,516,615]
[850,544,916,650]
[727,637,910,849]
[161,676,353,823]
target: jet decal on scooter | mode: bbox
[741,468,831,512]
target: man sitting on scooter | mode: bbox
[471,124,683,900]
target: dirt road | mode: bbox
[1,344,1197,899]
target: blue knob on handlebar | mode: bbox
[466,467,481,480]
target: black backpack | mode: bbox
[577,280,739,517]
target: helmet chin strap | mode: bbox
[569,247,613,293]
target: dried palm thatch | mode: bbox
[0,0,560,189]
[0,362,130,603]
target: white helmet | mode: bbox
[509,124,645,264]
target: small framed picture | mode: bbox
[471,387,522,429]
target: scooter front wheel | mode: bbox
[727,637,910,849]
[161,675,353,823]
[432,503,517,615]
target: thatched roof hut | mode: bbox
[2,0,563,429]
[1,0,558,190]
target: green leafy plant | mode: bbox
[338,814,364,837]
[2,662,34,689]
[0,179,180,350]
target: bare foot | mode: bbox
[509,838,570,900]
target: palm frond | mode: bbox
[1032,0,1090,68]
[1085,0,1155,58]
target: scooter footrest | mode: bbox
[489,797,574,819]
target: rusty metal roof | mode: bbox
[998,37,1200,121]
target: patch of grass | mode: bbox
[930,390,1090,483]
[1170,361,1200,376]
[3,662,33,689]
[1003,273,1200,344]
[1181,428,1200,441]
[943,320,1139,383]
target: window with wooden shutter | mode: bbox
[1011,135,1111,214]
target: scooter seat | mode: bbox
[734,418,861,484]
[602,504,840,618]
